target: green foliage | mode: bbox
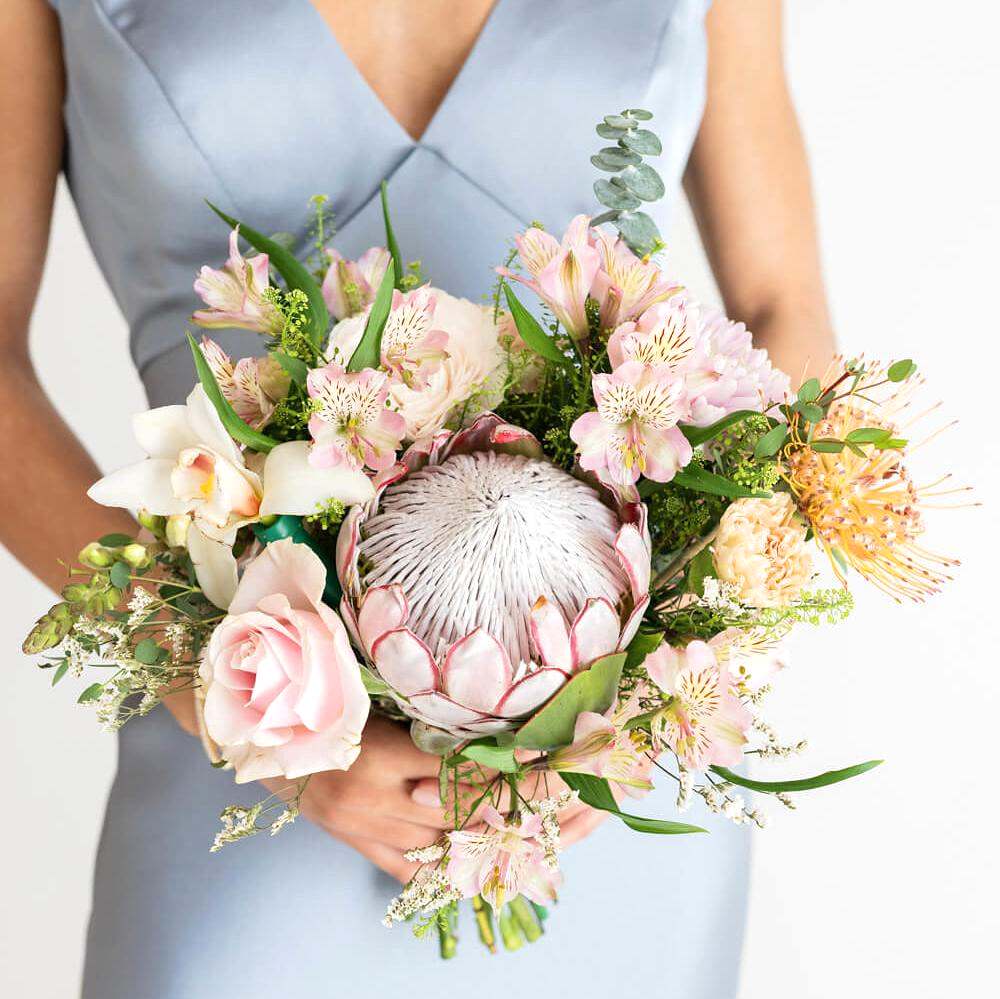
[347,261,396,371]
[590,109,666,256]
[711,759,883,793]
[380,181,405,292]
[514,653,625,750]
[646,471,727,556]
[447,738,520,774]
[502,282,570,365]
[560,772,707,834]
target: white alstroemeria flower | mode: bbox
[88,386,373,609]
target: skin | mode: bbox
[1,0,834,883]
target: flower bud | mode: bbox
[104,587,124,610]
[79,542,115,569]
[121,543,151,569]
[137,510,167,538]
[85,594,109,616]
[61,583,91,604]
[22,603,74,654]
[165,514,192,549]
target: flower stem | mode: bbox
[471,895,497,953]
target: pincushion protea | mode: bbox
[337,414,651,739]
[784,362,960,602]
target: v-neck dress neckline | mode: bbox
[300,0,508,147]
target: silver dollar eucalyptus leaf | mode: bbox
[594,178,641,211]
[621,128,663,156]
[618,162,666,201]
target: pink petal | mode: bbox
[570,598,621,669]
[442,629,513,713]
[529,597,572,670]
[371,628,439,696]
[408,692,489,728]
[494,668,569,718]
[357,585,409,653]
[615,523,651,600]
[619,595,650,649]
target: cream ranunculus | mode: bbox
[712,493,813,608]
[327,288,508,441]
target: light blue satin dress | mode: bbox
[49,1,748,995]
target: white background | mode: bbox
[2,2,997,996]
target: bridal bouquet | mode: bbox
[24,109,963,956]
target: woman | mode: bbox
[1,0,834,995]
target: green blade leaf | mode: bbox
[346,261,396,371]
[670,464,770,500]
[51,662,69,687]
[380,181,405,292]
[187,333,280,452]
[680,410,761,448]
[448,738,520,774]
[359,664,392,697]
[273,351,309,387]
[624,629,664,670]
[710,759,883,794]
[98,533,135,548]
[846,427,893,445]
[809,439,845,454]
[560,772,707,835]
[205,201,329,349]
[502,283,570,365]
[514,653,625,751]
[77,682,105,704]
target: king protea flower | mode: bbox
[784,361,960,602]
[336,414,651,740]
[192,228,282,335]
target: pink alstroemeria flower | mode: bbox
[571,360,693,486]
[199,338,289,430]
[377,288,450,388]
[306,363,405,472]
[643,640,752,771]
[322,246,391,321]
[446,807,560,911]
[591,228,681,330]
[192,228,282,335]
[606,296,697,373]
[500,215,600,339]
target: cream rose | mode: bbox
[199,539,370,782]
[713,493,813,608]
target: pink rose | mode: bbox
[200,538,370,782]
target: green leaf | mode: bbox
[591,153,626,173]
[603,114,635,129]
[347,261,396,371]
[502,283,569,365]
[887,359,917,382]
[380,181,405,292]
[624,108,653,121]
[560,772,706,835]
[614,211,662,257]
[684,545,716,596]
[796,402,826,423]
[671,465,769,500]
[618,163,665,201]
[596,122,629,140]
[681,410,760,448]
[51,662,69,687]
[624,629,664,670]
[710,759,883,794]
[620,128,662,156]
[133,638,162,665]
[594,178,641,211]
[273,351,309,386]
[845,427,892,445]
[77,682,104,704]
[595,145,642,168]
[359,664,392,697]
[205,201,329,348]
[449,738,520,774]
[753,422,788,459]
[109,561,131,590]
[797,377,821,403]
[514,653,625,751]
[98,533,134,548]
[809,439,845,454]
[187,333,280,452]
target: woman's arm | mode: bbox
[0,0,137,592]
[685,0,836,381]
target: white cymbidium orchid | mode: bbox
[88,386,373,609]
